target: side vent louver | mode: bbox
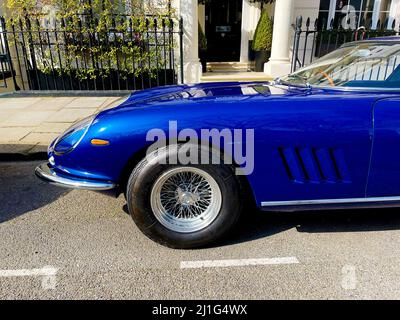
[278,147,351,184]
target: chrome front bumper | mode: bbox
[35,163,116,191]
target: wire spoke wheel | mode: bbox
[150,167,222,233]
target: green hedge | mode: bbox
[252,10,273,51]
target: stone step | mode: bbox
[201,71,272,83]
[206,62,252,72]
[207,62,250,66]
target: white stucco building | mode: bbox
[2,0,400,87]
[172,0,400,83]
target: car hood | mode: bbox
[95,82,314,123]
[114,82,305,109]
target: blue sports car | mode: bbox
[36,38,400,248]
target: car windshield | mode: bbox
[280,42,400,89]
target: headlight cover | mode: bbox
[54,116,94,154]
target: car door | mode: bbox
[367,96,400,197]
[250,92,375,205]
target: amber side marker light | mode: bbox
[91,139,110,146]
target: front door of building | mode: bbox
[205,0,242,62]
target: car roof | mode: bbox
[365,36,400,41]
[341,36,400,47]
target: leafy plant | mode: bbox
[4,0,176,82]
[252,9,273,51]
[249,0,276,4]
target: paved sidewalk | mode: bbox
[0,95,127,156]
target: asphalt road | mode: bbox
[1,161,400,299]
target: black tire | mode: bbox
[126,145,243,249]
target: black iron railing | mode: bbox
[0,22,18,89]
[0,15,184,91]
[291,16,399,73]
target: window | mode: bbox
[317,0,400,29]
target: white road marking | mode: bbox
[341,265,357,290]
[0,266,58,290]
[180,257,299,269]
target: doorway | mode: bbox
[205,0,242,62]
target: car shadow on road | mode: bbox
[223,207,400,247]
[0,161,68,223]
[122,200,400,248]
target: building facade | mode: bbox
[174,0,400,83]
[2,0,400,86]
